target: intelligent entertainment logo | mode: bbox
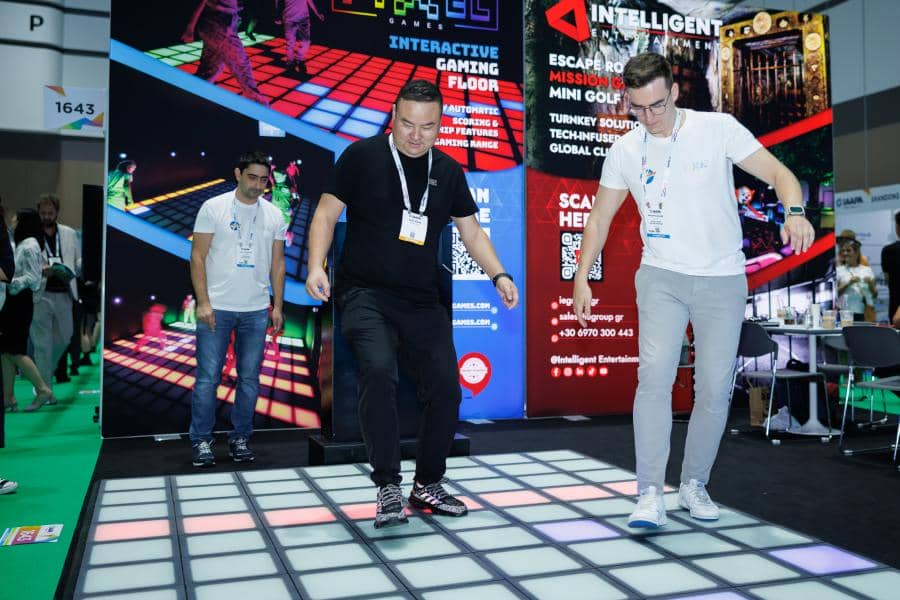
[545,0,591,42]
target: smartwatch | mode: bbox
[785,205,805,217]
[491,272,513,287]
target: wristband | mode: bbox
[491,272,513,287]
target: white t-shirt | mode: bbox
[193,190,287,312]
[600,109,762,276]
[836,263,876,314]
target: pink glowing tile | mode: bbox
[479,490,550,507]
[545,485,612,501]
[183,512,255,534]
[459,496,483,510]
[93,519,170,542]
[340,503,413,520]
[264,506,336,527]
[603,481,675,496]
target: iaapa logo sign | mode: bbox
[546,0,590,42]
[834,191,870,211]
[332,0,499,31]
[458,352,492,396]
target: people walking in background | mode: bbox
[107,160,137,210]
[282,0,324,78]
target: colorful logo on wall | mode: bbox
[458,352,492,397]
[545,0,590,42]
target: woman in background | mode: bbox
[836,239,877,322]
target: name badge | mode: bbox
[399,209,428,245]
[645,206,671,239]
[236,241,255,268]
[48,256,63,266]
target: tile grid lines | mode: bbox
[74,453,893,600]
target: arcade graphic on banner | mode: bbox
[525,0,833,416]
[103,0,524,437]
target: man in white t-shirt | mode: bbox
[189,151,287,467]
[573,53,815,528]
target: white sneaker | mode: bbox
[678,479,720,521]
[628,485,667,528]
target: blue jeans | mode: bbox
[189,308,269,444]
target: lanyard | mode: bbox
[388,133,432,215]
[231,197,259,244]
[44,232,62,261]
[640,109,683,209]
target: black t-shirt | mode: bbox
[324,134,477,302]
[882,241,900,319]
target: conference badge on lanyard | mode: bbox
[389,134,431,246]
[232,198,259,268]
[641,110,683,240]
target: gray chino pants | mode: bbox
[633,264,747,491]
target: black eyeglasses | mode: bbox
[627,89,672,117]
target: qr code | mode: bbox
[561,231,602,281]
[452,227,489,280]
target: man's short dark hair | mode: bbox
[38,192,60,212]
[237,151,271,173]
[623,53,673,90]
[396,79,443,106]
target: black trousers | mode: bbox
[339,287,461,487]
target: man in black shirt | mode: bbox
[307,80,518,528]
[882,211,900,325]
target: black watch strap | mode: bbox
[491,272,513,287]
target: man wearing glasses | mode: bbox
[572,53,814,528]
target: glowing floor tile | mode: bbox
[549,458,614,471]
[256,492,324,510]
[355,515,436,539]
[180,497,249,516]
[545,485,612,502]
[175,473,235,487]
[421,583,524,599]
[190,550,279,582]
[479,490,550,507]
[177,484,241,501]
[81,561,176,594]
[88,538,174,565]
[496,463,558,476]
[327,487,377,504]
[527,450,584,461]
[568,538,665,566]
[104,477,166,492]
[303,464,363,478]
[274,522,355,547]
[247,480,310,495]
[518,473,582,488]
[459,478,524,493]
[534,519,619,542]
[195,576,294,600]
[98,503,169,522]
[393,556,494,588]
[748,580,858,600]
[518,572,628,600]
[683,508,759,529]
[101,489,168,505]
[832,570,900,600]
[182,512,255,534]
[444,466,498,480]
[576,468,635,483]
[692,554,800,584]
[285,542,375,572]
[484,546,582,577]
[504,504,581,523]
[94,519,170,542]
[665,593,749,600]
[664,492,682,510]
[374,533,462,561]
[264,506,336,526]
[608,562,718,596]
[477,453,530,465]
[571,498,636,517]
[186,530,267,556]
[298,566,399,599]
[647,532,742,557]
[604,480,675,496]
[718,525,812,549]
[431,509,511,531]
[81,590,179,600]
[314,475,374,490]
[770,545,878,575]
[457,525,542,551]
[339,502,412,520]
[241,469,302,482]
[445,457,479,468]
[606,515,693,534]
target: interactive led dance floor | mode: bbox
[123,180,317,284]
[73,450,897,599]
[142,36,524,172]
[103,324,319,430]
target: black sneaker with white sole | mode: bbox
[192,440,215,467]
[228,437,255,462]
[408,481,468,517]
[374,483,408,529]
